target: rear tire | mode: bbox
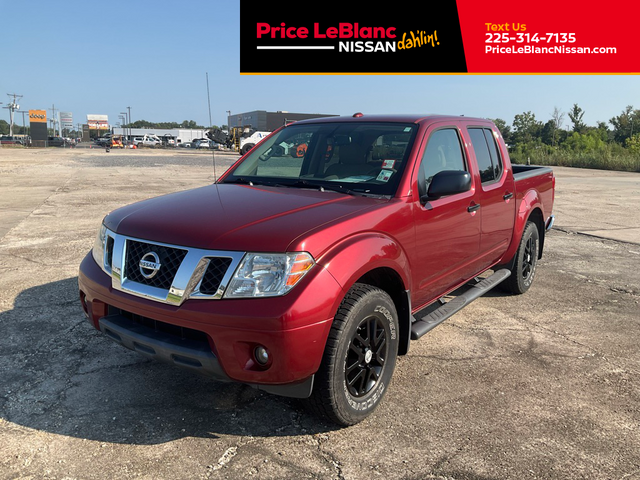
[502,221,539,294]
[304,283,399,426]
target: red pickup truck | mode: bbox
[78,114,555,425]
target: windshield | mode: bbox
[222,122,418,196]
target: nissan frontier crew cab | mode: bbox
[78,114,555,426]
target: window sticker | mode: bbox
[381,159,396,169]
[376,170,393,182]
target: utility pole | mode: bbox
[18,110,29,136]
[127,106,132,142]
[49,104,58,137]
[5,93,23,137]
[120,111,129,142]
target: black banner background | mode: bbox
[240,0,467,74]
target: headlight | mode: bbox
[224,252,314,298]
[92,223,107,269]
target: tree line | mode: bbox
[492,104,640,171]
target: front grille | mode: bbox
[124,239,187,289]
[199,257,233,295]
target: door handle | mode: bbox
[503,192,514,200]
[467,203,480,213]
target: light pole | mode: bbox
[120,111,129,143]
[127,106,132,142]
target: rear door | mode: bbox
[464,125,516,267]
[411,123,482,309]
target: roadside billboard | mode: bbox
[87,114,109,130]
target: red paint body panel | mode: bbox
[79,114,554,392]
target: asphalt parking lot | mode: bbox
[0,147,638,480]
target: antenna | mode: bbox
[206,72,217,180]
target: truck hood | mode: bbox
[104,184,386,254]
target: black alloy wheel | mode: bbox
[345,315,388,397]
[522,234,536,282]
[502,220,539,294]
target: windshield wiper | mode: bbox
[317,183,356,196]
[225,177,358,196]
[280,180,356,196]
[223,177,277,187]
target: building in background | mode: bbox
[227,110,337,132]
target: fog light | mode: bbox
[254,345,270,366]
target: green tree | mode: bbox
[0,119,9,135]
[491,118,512,144]
[567,103,586,133]
[512,111,542,145]
[562,130,606,152]
[625,133,640,155]
[550,106,565,146]
[609,105,640,144]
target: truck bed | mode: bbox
[512,164,554,181]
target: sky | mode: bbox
[1,0,639,130]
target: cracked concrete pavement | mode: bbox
[0,147,638,479]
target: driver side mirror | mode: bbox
[422,170,471,202]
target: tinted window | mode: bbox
[468,128,495,183]
[420,129,466,191]
[483,129,503,180]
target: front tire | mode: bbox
[502,221,539,294]
[241,143,255,155]
[304,284,399,426]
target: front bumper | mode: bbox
[78,252,342,397]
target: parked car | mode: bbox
[162,137,176,147]
[94,135,111,146]
[133,135,161,148]
[196,139,211,149]
[47,136,68,147]
[0,135,24,145]
[79,114,555,426]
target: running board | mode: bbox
[410,269,511,340]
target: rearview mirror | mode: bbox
[423,170,471,201]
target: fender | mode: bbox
[316,232,410,291]
[316,232,413,355]
[500,188,544,267]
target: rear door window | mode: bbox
[468,127,504,184]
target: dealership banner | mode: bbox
[60,111,73,130]
[29,109,48,145]
[240,0,639,74]
[29,110,47,123]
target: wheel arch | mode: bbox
[317,233,412,356]
[500,187,547,269]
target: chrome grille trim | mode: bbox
[99,228,244,306]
